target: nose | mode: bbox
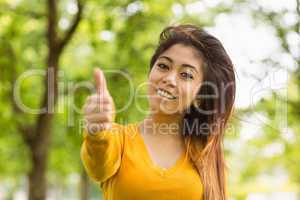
[162,71,177,88]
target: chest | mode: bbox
[110,150,203,200]
[141,134,186,169]
[101,135,203,200]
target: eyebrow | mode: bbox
[158,56,199,73]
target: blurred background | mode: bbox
[0,0,299,199]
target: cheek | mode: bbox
[181,84,194,97]
[147,70,159,95]
[180,84,200,105]
[148,67,158,82]
[148,68,163,88]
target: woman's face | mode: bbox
[148,43,204,115]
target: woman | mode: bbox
[81,24,235,200]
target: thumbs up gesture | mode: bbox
[83,68,115,135]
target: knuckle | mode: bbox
[86,122,111,135]
[85,105,95,115]
[103,114,111,121]
[90,95,98,101]
[87,123,100,135]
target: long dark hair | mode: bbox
[150,24,236,200]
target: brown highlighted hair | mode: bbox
[150,24,236,200]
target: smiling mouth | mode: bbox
[156,88,177,100]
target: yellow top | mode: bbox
[80,122,203,200]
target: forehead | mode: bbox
[159,43,203,69]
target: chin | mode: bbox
[148,90,182,114]
[149,101,180,115]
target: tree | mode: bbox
[0,0,84,199]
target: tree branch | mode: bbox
[57,0,84,53]
[19,124,35,146]
[47,0,58,51]
[5,41,24,115]
[0,4,45,18]
[6,45,35,145]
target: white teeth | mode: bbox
[157,89,176,100]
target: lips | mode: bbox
[156,88,177,100]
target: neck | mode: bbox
[141,112,183,137]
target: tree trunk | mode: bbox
[27,41,58,199]
[28,153,47,200]
[80,169,90,200]
[19,0,83,199]
[28,113,53,200]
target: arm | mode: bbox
[81,68,120,182]
[80,123,124,182]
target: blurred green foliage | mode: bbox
[0,0,299,199]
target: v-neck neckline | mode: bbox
[134,122,191,177]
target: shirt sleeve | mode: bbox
[80,123,124,183]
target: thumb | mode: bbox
[94,68,108,95]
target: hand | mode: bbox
[83,68,115,135]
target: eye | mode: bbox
[181,72,194,80]
[157,63,169,70]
